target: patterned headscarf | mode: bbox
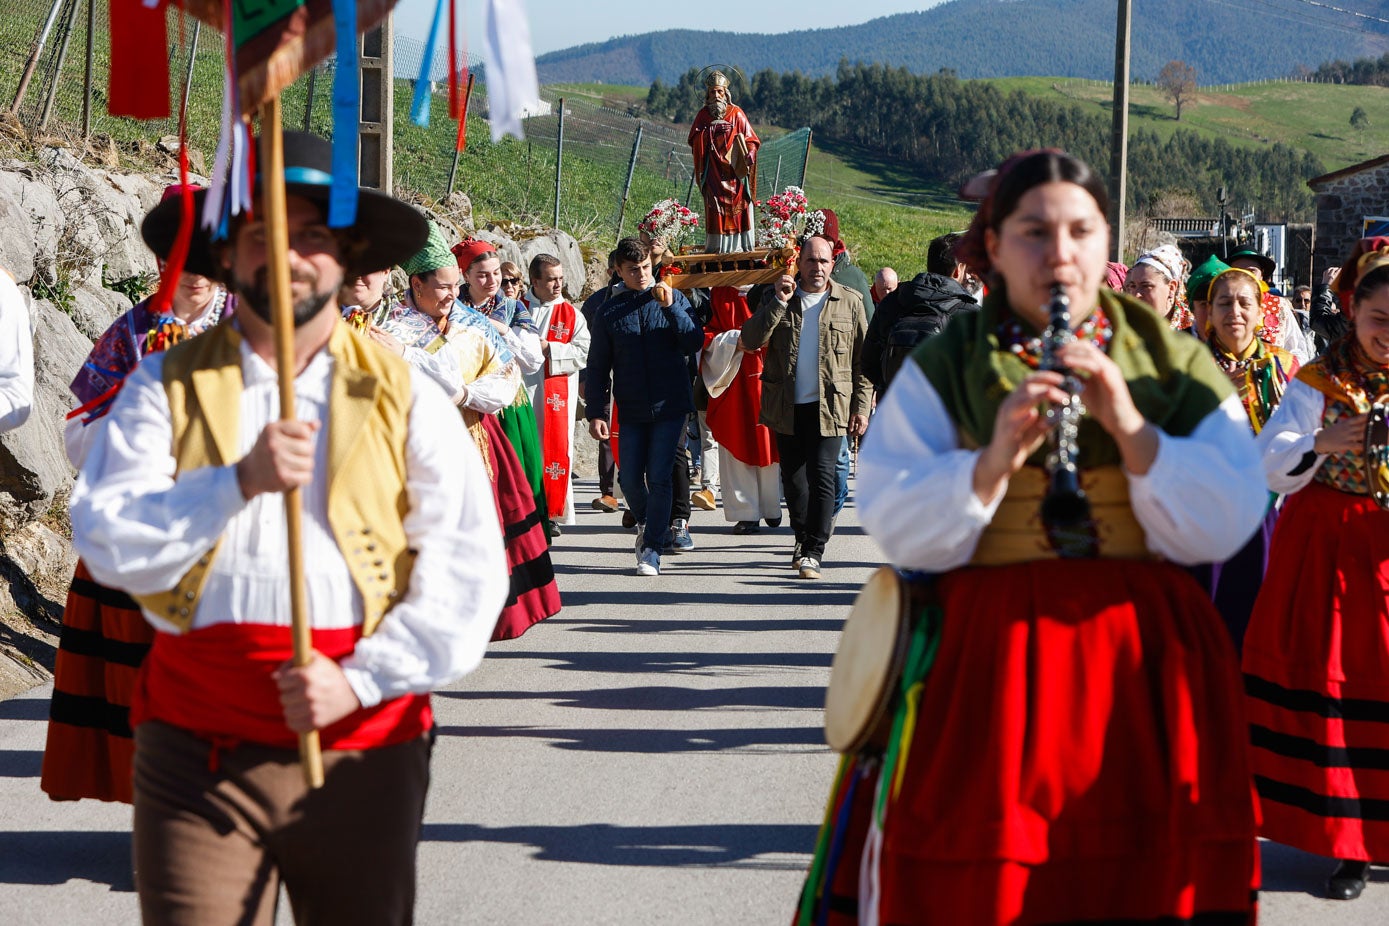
[400,222,456,278]
[1134,245,1190,285]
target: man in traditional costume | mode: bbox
[1228,246,1314,364]
[689,70,760,254]
[70,132,508,922]
[0,267,33,433]
[523,254,590,530]
[376,222,561,640]
[43,185,236,804]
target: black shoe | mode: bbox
[764,517,782,528]
[1327,859,1371,900]
[732,520,760,535]
[621,510,637,530]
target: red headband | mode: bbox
[452,239,498,270]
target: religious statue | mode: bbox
[688,69,760,254]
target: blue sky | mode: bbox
[392,0,944,56]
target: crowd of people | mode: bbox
[2,129,1388,923]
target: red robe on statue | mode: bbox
[704,287,777,467]
[688,106,760,240]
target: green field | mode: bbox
[987,77,1389,172]
[802,138,973,277]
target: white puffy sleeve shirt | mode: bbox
[1255,378,1328,495]
[0,272,34,434]
[858,361,1269,572]
[69,340,508,707]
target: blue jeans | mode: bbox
[834,437,850,516]
[617,415,685,551]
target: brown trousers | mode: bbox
[133,720,431,926]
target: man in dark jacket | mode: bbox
[585,238,703,576]
[863,232,979,395]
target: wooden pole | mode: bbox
[258,96,325,790]
[1107,0,1132,262]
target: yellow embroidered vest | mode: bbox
[131,321,416,636]
[969,466,1155,566]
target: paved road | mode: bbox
[0,477,1385,924]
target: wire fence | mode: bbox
[3,0,813,250]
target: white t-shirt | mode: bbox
[794,288,829,405]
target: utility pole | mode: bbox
[358,15,393,192]
[1107,0,1132,262]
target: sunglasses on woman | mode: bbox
[502,277,520,286]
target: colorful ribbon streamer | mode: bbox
[329,0,360,227]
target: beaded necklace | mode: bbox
[999,305,1114,370]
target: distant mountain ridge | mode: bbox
[535,0,1389,86]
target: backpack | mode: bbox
[881,313,945,389]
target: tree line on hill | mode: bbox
[537,0,1374,87]
[1301,52,1389,87]
[646,62,1325,222]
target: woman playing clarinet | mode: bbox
[798,150,1267,925]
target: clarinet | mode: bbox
[1039,284,1098,558]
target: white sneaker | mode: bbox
[797,556,821,580]
[636,547,661,576]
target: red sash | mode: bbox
[542,301,578,518]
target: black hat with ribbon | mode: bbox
[141,131,428,280]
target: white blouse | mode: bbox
[0,272,34,434]
[1255,378,1327,495]
[70,339,508,708]
[858,361,1269,572]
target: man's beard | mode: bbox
[707,98,728,119]
[234,265,337,328]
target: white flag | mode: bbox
[483,0,541,142]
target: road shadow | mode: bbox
[0,830,134,891]
[481,649,832,674]
[421,821,816,869]
[554,587,857,609]
[434,723,826,755]
[0,748,42,778]
[0,694,49,721]
[438,683,824,712]
[541,615,843,634]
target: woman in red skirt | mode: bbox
[1243,237,1389,900]
[798,150,1267,925]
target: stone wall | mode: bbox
[1311,159,1389,274]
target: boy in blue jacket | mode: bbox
[584,238,703,576]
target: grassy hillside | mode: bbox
[804,139,973,277]
[988,77,1389,173]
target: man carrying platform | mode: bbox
[70,132,507,924]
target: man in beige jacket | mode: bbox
[741,234,871,578]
